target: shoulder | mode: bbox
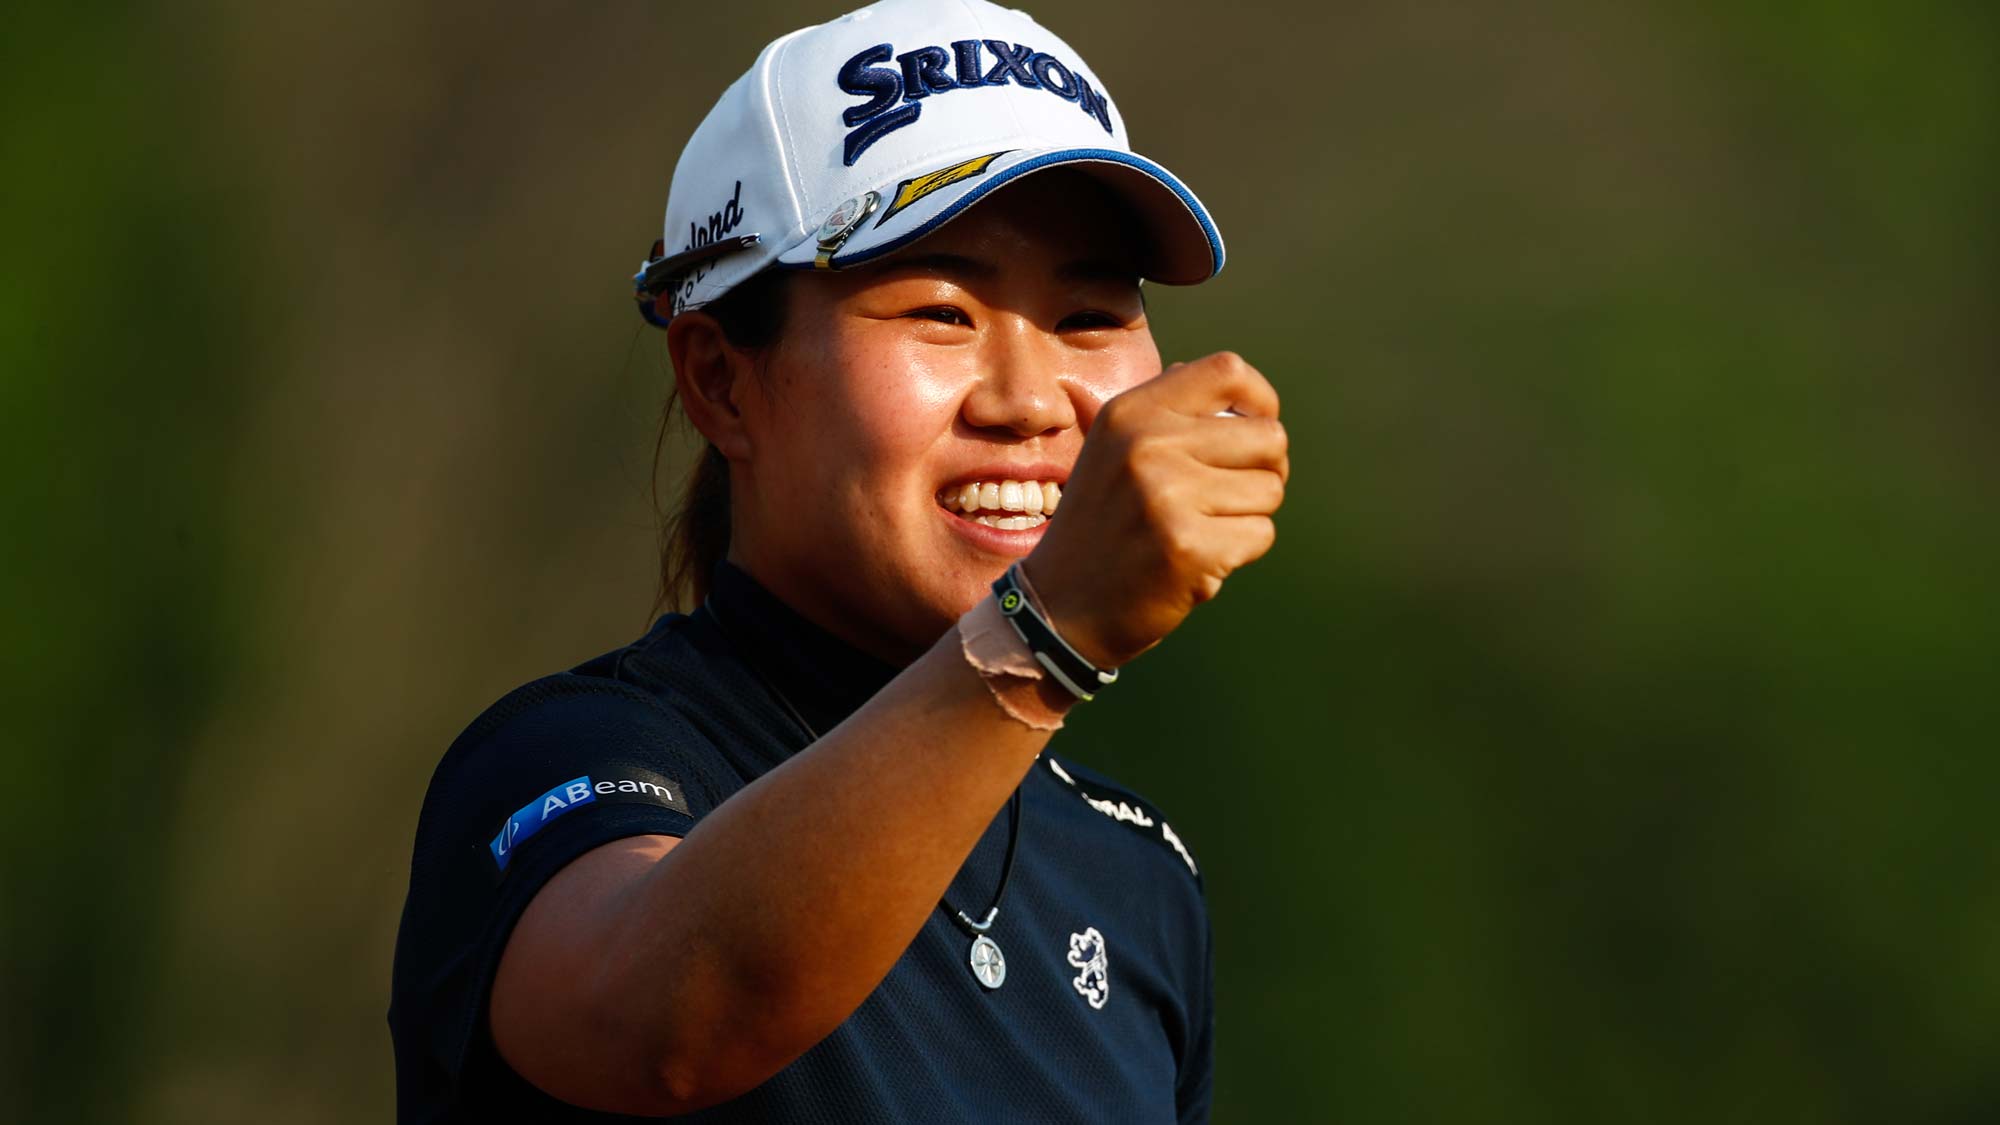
[412,634,738,854]
[445,616,698,764]
[1036,752,1205,892]
[433,671,696,790]
[433,615,720,787]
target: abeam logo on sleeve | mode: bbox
[490,772,690,872]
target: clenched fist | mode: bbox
[1024,352,1288,669]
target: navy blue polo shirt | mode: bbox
[389,562,1213,1122]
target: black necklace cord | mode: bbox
[700,600,1026,940]
[943,788,1021,938]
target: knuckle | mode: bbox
[1125,431,1175,474]
[1260,472,1286,509]
[1223,519,1275,570]
[1160,518,1202,566]
[1144,485,1185,535]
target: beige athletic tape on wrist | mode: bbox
[958,593,1073,731]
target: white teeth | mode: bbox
[969,513,1047,530]
[939,479,1063,517]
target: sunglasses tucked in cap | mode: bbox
[635,0,1224,327]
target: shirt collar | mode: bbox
[700,560,901,739]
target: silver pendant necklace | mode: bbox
[946,789,1022,989]
[705,601,1025,991]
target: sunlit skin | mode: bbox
[677,170,1160,664]
[492,171,1285,1115]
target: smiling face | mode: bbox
[718,171,1162,663]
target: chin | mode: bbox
[926,534,1022,607]
[816,519,1019,658]
[874,560,992,653]
[910,572,987,632]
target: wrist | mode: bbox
[992,564,1120,702]
[957,591,1075,731]
[1016,557,1125,670]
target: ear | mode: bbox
[665,311,757,461]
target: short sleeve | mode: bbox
[388,676,731,1115]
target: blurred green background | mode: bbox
[4,0,1994,1121]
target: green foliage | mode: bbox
[2,4,249,1121]
[1,1,1991,1121]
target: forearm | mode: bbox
[600,624,1055,1102]
[493,355,1286,1114]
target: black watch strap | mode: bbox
[992,563,1119,702]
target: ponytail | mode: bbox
[653,439,731,614]
[650,269,791,615]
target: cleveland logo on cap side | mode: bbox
[837,40,1113,166]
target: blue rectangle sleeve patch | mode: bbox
[489,775,596,872]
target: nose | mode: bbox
[959,314,1079,437]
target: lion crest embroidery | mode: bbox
[1066,926,1109,1010]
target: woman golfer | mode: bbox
[390,0,1286,1120]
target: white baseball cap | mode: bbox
[635,0,1225,326]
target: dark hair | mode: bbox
[651,268,791,616]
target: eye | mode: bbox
[905,305,971,326]
[1057,309,1124,332]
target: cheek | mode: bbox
[772,335,970,499]
[850,338,970,454]
[1074,337,1163,429]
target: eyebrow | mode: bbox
[870,252,999,280]
[870,252,1138,285]
[1056,258,1140,284]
